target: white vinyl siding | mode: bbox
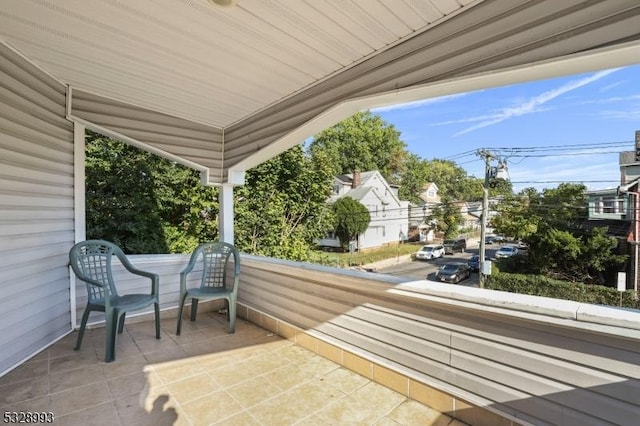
[0,43,74,374]
[239,255,640,426]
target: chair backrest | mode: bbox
[196,242,239,291]
[69,240,121,302]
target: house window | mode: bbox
[333,185,340,194]
[428,190,435,197]
[603,199,616,213]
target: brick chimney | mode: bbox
[352,169,361,188]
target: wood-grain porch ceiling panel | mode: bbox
[223,0,640,178]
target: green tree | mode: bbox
[332,197,371,250]
[492,183,626,284]
[398,154,431,204]
[309,111,407,183]
[234,145,334,260]
[85,133,218,254]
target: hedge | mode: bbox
[485,271,639,310]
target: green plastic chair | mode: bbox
[177,242,240,335]
[69,240,160,362]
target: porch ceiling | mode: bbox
[1,0,640,184]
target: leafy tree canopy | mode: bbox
[234,145,335,260]
[308,111,407,183]
[85,133,218,254]
[491,183,626,284]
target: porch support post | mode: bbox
[219,184,234,244]
[71,120,86,329]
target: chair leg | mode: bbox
[154,302,161,339]
[176,292,188,335]
[190,298,199,321]
[117,312,126,334]
[105,310,118,363]
[75,307,91,350]
[228,298,236,334]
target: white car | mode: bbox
[495,245,519,259]
[415,244,445,260]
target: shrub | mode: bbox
[485,271,639,309]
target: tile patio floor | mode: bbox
[0,312,465,426]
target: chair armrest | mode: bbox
[179,246,204,294]
[113,250,160,296]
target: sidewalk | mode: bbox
[360,254,413,271]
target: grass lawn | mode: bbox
[308,243,422,268]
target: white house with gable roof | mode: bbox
[316,170,410,250]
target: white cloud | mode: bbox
[580,94,640,105]
[454,68,621,136]
[599,80,626,92]
[371,93,469,112]
[596,108,640,121]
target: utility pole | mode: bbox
[477,149,495,289]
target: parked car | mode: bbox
[484,235,496,244]
[415,244,445,260]
[467,254,488,272]
[435,262,471,283]
[495,245,519,259]
[443,238,466,254]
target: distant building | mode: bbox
[315,170,410,250]
[408,182,441,242]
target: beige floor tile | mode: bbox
[115,392,182,426]
[165,373,221,405]
[1,313,467,426]
[262,364,315,392]
[385,399,454,426]
[48,351,100,375]
[143,347,189,364]
[47,334,80,359]
[0,376,49,406]
[225,375,283,408]
[315,381,406,425]
[0,359,49,386]
[49,365,105,393]
[300,354,341,377]
[321,367,371,394]
[212,410,261,425]
[180,338,229,357]
[49,381,113,417]
[101,353,149,378]
[181,390,244,425]
[54,401,121,426]
[136,338,179,356]
[152,360,205,385]
[248,380,346,425]
[107,370,149,398]
[125,322,166,341]
[207,358,269,388]
[0,395,51,414]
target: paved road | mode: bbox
[376,242,505,288]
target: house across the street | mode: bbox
[315,170,409,251]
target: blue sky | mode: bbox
[372,63,640,192]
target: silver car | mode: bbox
[495,245,519,259]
